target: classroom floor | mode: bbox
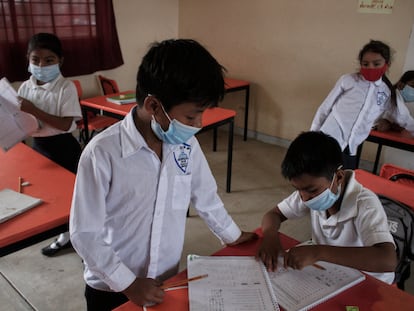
[1,131,413,310]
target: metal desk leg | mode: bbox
[372,144,383,174]
[226,118,234,193]
[243,85,250,141]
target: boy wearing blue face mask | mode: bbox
[375,70,414,134]
[69,39,257,311]
[17,33,82,256]
[257,131,397,284]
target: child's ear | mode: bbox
[59,57,64,67]
[143,95,160,114]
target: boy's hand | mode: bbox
[227,231,258,246]
[284,245,319,270]
[256,235,284,272]
[122,277,165,307]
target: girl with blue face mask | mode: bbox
[17,33,83,257]
[375,70,414,134]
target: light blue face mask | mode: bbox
[150,105,201,145]
[303,174,341,212]
[28,63,60,83]
[400,85,414,102]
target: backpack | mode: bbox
[378,194,414,290]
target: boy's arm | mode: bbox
[122,277,164,307]
[285,242,397,272]
[256,206,287,271]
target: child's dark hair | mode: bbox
[27,33,63,58]
[358,40,396,106]
[397,70,414,86]
[136,39,226,110]
[281,131,343,180]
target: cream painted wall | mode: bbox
[72,0,179,98]
[178,0,414,162]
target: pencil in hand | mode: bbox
[160,274,208,289]
[313,263,326,270]
[18,176,22,193]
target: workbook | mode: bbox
[187,255,365,311]
[106,93,136,105]
[0,77,39,151]
[0,188,43,223]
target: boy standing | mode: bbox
[69,39,256,310]
[257,131,397,284]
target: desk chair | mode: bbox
[72,80,118,145]
[98,74,120,95]
[380,163,414,187]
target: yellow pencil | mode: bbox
[160,274,208,289]
[313,263,326,270]
[18,176,22,193]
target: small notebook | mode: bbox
[187,255,280,311]
[268,257,365,311]
[106,93,136,105]
[0,188,43,223]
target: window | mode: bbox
[0,0,123,82]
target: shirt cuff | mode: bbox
[104,262,137,292]
[217,220,242,244]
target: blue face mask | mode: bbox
[400,85,414,102]
[150,105,201,145]
[28,63,60,83]
[303,175,341,212]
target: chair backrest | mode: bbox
[98,75,120,95]
[72,79,83,98]
[380,163,414,187]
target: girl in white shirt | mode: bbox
[18,33,82,256]
[311,40,400,169]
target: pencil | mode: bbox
[18,176,22,193]
[160,274,208,289]
[313,263,326,270]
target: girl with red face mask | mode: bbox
[310,40,403,169]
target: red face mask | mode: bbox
[360,64,388,82]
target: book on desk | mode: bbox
[187,255,365,311]
[106,93,136,105]
[0,188,43,223]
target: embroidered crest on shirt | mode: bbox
[377,91,388,105]
[174,143,191,173]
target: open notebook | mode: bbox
[0,188,43,223]
[187,255,365,311]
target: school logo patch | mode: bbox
[174,143,191,173]
[377,91,388,105]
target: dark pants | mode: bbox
[342,146,359,170]
[85,284,129,311]
[32,133,81,173]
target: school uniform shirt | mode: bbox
[310,73,392,155]
[69,107,241,292]
[277,170,395,284]
[380,90,414,134]
[17,74,82,137]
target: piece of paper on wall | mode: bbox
[403,24,414,72]
[357,0,395,14]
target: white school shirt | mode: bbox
[380,90,414,134]
[69,107,241,292]
[310,73,392,155]
[278,170,395,284]
[17,74,82,137]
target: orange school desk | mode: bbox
[81,93,236,192]
[357,129,414,174]
[114,229,414,311]
[0,143,75,256]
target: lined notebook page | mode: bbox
[268,257,365,311]
[187,255,279,311]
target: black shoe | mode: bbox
[41,240,72,257]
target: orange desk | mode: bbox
[115,229,414,311]
[0,143,75,256]
[358,129,414,174]
[354,169,414,209]
[224,77,250,141]
[81,94,236,192]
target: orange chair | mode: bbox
[97,75,120,95]
[72,80,118,145]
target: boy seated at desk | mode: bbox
[257,131,397,284]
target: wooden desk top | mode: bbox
[115,229,414,311]
[368,129,414,146]
[224,77,250,90]
[355,169,414,208]
[0,143,75,250]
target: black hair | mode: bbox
[136,39,226,110]
[27,33,63,58]
[358,40,396,106]
[397,70,414,86]
[281,131,343,180]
